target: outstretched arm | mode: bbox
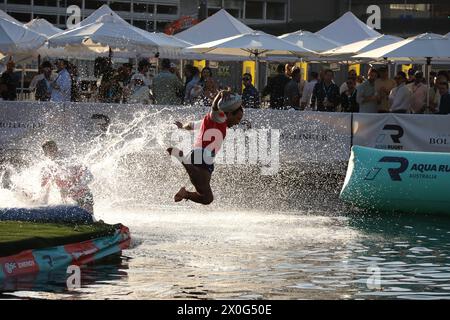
[174,121,196,131]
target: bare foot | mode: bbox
[166,147,184,163]
[174,187,188,202]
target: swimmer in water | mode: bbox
[167,90,244,204]
[40,140,95,214]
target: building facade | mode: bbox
[0,0,181,31]
[1,0,448,36]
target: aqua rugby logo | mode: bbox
[375,125,404,150]
[365,156,450,181]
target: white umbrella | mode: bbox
[279,30,341,53]
[25,18,63,37]
[0,17,46,55]
[48,14,179,57]
[355,33,450,110]
[316,11,381,45]
[187,31,316,88]
[0,9,22,25]
[322,34,402,59]
[354,33,450,62]
[76,4,127,28]
[187,31,315,58]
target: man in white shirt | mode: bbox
[300,71,319,110]
[389,71,411,113]
[407,71,428,113]
[50,59,72,102]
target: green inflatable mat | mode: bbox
[0,221,117,257]
[340,145,450,215]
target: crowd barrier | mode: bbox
[1,101,449,167]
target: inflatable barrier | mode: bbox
[340,146,450,215]
[0,224,130,281]
[0,206,94,224]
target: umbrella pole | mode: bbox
[255,54,259,91]
[21,63,25,100]
[426,57,431,113]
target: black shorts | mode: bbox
[186,149,215,175]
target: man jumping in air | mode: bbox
[167,90,243,204]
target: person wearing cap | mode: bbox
[152,58,184,105]
[375,65,396,113]
[50,59,72,102]
[167,90,244,205]
[407,71,428,113]
[389,71,412,113]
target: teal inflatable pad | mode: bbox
[340,146,450,215]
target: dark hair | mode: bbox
[161,58,171,69]
[228,106,243,116]
[310,71,318,79]
[437,70,449,81]
[123,63,132,69]
[323,69,334,76]
[276,64,285,74]
[439,81,449,89]
[291,68,301,78]
[243,72,252,80]
[138,59,150,72]
[368,68,379,76]
[42,140,57,150]
[41,61,52,69]
[201,67,213,80]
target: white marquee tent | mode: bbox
[316,11,381,45]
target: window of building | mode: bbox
[109,1,131,12]
[156,5,177,15]
[33,13,57,24]
[59,15,67,25]
[33,0,57,6]
[225,8,240,18]
[133,2,154,14]
[66,0,82,7]
[7,0,31,5]
[245,1,264,19]
[7,11,31,22]
[133,20,154,31]
[266,2,285,20]
[84,1,108,10]
[389,4,431,11]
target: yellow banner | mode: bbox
[193,60,206,71]
[402,64,412,74]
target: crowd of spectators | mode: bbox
[1,58,449,114]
